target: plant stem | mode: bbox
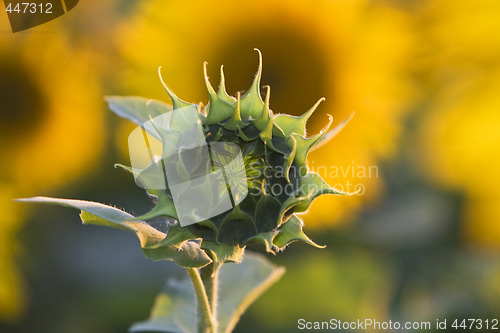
[200,263,219,323]
[186,267,216,333]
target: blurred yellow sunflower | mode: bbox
[117,0,415,228]
[416,0,500,248]
[0,17,104,319]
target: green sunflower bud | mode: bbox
[110,50,350,257]
[19,50,352,269]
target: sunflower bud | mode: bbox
[112,50,348,257]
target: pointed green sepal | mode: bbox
[141,223,212,268]
[203,61,217,99]
[253,85,272,131]
[218,205,256,245]
[148,223,197,248]
[277,192,312,227]
[260,119,274,147]
[158,67,193,109]
[221,92,248,130]
[248,231,278,254]
[254,194,281,233]
[273,97,325,137]
[129,192,179,221]
[295,172,349,212]
[217,65,237,104]
[237,124,260,141]
[253,85,275,149]
[205,99,236,125]
[141,240,212,268]
[271,122,286,139]
[240,49,264,120]
[273,215,325,250]
[310,112,354,152]
[282,135,297,183]
[204,63,237,125]
[293,115,334,175]
[201,241,245,272]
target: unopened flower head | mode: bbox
[113,50,349,252]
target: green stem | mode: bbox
[200,263,219,325]
[186,267,216,333]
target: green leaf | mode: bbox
[80,211,164,248]
[130,252,285,333]
[17,197,211,268]
[130,276,197,333]
[273,215,325,250]
[217,252,285,333]
[16,196,164,243]
[106,96,172,134]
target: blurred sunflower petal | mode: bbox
[416,0,500,248]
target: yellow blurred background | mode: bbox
[1,0,499,332]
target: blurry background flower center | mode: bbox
[0,60,47,143]
[207,27,331,118]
